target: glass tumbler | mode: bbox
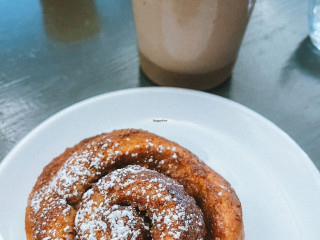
[132,0,256,90]
[309,0,320,50]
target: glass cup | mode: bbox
[41,0,100,42]
[309,0,320,50]
[132,0,256,90]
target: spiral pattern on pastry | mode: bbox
[75,165,205,239]
[25,129,244,240]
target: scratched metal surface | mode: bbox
[0,0,319,169]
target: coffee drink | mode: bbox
[132,0,255,90]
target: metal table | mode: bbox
[1,0,319,170]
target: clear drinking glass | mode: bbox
[309,0,320,50]
[132,0,256,90]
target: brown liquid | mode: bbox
[140,51,234,90]
[132,0,255,90]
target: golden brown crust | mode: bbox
[75,165,206,239]
[25,129,244,240]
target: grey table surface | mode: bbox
[1,0,319,170]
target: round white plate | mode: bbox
[0,87,320,240]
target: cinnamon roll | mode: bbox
[25,129,244,240]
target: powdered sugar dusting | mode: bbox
[28,132,207,239]
[75,165,205,239]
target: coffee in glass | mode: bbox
[132,0,256,90]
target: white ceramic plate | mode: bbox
[0,87,320,240]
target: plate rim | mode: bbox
[1,87,319,182]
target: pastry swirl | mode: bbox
[25,129,244,240]
[75,165,205,239]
